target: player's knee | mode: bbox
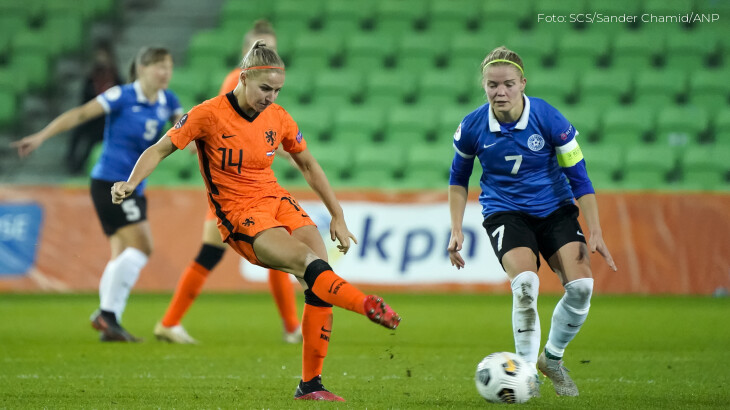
[194,243,225,271]
[511,271,539,306]
[564,277,593,307]
[303,258,333,289]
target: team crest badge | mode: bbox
[527,134,545,151]
[265,129,277,145]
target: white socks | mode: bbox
[545,277,594,358]
[99,247,148,323]
[511,271,541,366]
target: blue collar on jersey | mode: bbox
[488,94,530,133]
[132,80,167,106]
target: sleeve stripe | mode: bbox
[453,144,475,159]
[95,95,110,113]
[556,138,579,154]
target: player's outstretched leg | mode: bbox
[294,291,344,402]
[303,259,401,330]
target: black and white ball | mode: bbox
[475,352,536,404]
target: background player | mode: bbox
[112,40,400,401]
[154,19,302,345]
[12,46,183,342]
[447,46,617,396]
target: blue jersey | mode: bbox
[450,95,593,218]
[90,81,183,193]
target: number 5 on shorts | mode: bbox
[121,199,141,222]
[491,225,505,251]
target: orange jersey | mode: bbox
[219,68,240,96]
[168,93,307,237]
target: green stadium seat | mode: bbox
[505,30,556,72]
[655,106,709,146]
[664,30,718,71]
[578,68,632,108]
[642,0,690,15]
[187,30,237,70]
[622,145,676,189]
[346,168,399,188]
[168,68,209,103]
[479,1,529,33]
[0,90,16,126]
[383,105,438,145]
[680,144,730,190]
[561,106,601,140]
[350,143,403,187]
[612,30,664,70]
[417,68,471,106]
[331,105,385,144]
[11,30,57,58]
[308,142,352,182]
[291,32,343,71]
[711,109,730,143]
[310,70,363,106]
[285,104,332,143]
[427,0,479,34]
[689,69,730,115]
[278,69,314,106]
[10,51,49,89]
[448,31,499,73]
[44,12,84,53]
[320,0,367,37]
[363,70,415,106]
[405,144,454,174]
[373,0,426,35]
[343,32,395,72]
[401,168,450,189]
[555,31,609,70]
[272,0,324,35]
[525,68,576,107]
[633,68,686,106]
[581,143,623,186]
[0,67,29,97]
[601,106,656,145]
[396,32,448,72]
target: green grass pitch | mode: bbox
[1,293,728,408]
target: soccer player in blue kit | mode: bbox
[447,46,617,397]
[13,46,183,342]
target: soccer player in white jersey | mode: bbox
[447,46,617,397]
[12,46,184,342]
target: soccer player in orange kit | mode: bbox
[112,40,401,401]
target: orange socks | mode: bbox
[301,303,333,382]
[310,270,366,315]
[268,269,300,333]
[161,261,209,327]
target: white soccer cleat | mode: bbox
[283,326,303,344]
[154,322,199,344]
[537,352,578,396]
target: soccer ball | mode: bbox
[475,352,536,404]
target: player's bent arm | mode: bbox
[12,99,105,157]
[290,148,343,219]
[126,135,178,188]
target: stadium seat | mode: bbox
[622,145,676,189]
[308,142,352,183]
[0,90,15,126]
[10,51,49,89]
[664,29,718,71]
[343,32,396,72]
[578,68,632,107]
[633,68,686,106]
[555,31,610,71]
[43,12,84,53]
[561,106,602,141]
[168,68,209,104]
[363,70,416,106]
[401,168,450,189]
[310,70,364,106]
[396,32,448,72]
[187,30,237,70]
[277,69,314,106]
[479,0,529,33]
[405,144,454,174]
[525,68,576,107]
[331,105,386,144]
[688,69,730,116]
[322,0,369,32]
[711,109,730,143]
[272,0,324,35]
[416,68,472,106]
[655,106,709,146]
[427,0,479,34]
[504,30,556,72]
[680,144,730,190]
[601,106,656,145]
[290,32,343,71]
[612,30,664,70]
[284,104,333,143]
[383,105,438,145]
[580,143,623,186]
[373,0,426,35]
[220,1,273,29]
[350,143,403,187]
[448,31,499,73]
[436,106,474,143]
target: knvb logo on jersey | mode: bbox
[265,130,277,146]
[527,134,545,151]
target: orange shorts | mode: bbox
[222,195,315,266]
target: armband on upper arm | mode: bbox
[556,139,583,168]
